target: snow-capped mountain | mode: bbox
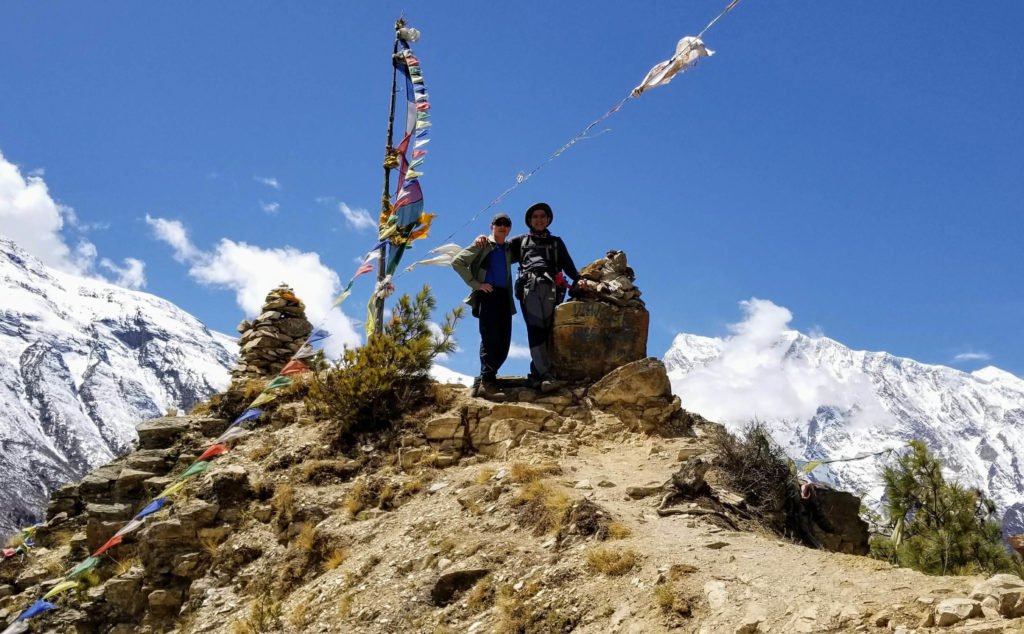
[0,237,234,536]
[665,329,1024,537]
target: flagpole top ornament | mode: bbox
[397,26,420,43]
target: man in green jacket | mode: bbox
[452,213,515,398]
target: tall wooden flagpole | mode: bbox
[374,17,404,335]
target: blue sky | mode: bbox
[2,2,1022,378]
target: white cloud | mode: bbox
[0,149,78,272]
[953,351,991,363]
[0,149,144,290]
[146,215,361,353]
[145,214,200,262]
[255,176,280,190]
[670,298,896,432]
[339,202,376,231]
[508,342,531,359]
[100,257,146,289]
[260,201,280,215]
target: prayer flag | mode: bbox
[16,600,56,621]
[180,461,210,479]
[632,36,714,96]
[250,391,277,408]
[232,408,263,426]
[43,580,79,599]
[279,359,309,376]
[67,556,100,579]
[93,534,123,556]
[114,518,145,538]
[198,443,229,461]
[266,375,293,390]
[216,426,251,444]
[135,497,171,519]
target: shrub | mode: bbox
[708,423,807,539]
[585,547,637,576]
[305,285,461,448]
[873,440,1015,575]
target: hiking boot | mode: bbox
[478,381,507,401]
[540,376,562,393]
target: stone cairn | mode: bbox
[552,250,649,382]
[571,249,644,308]
[230,284,312,381]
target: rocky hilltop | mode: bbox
[0,237,235,536]
[2,357,1023,633]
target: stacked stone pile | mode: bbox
[231,284,312,381]
[553,250,649,381]
[570,249,644,308]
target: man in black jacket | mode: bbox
[508,202,579,392]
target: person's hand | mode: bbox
[478,283,494,293]
[473,235,488,248]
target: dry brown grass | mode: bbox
[466,575,495,612]
[337,592,355,618]
[653,583,691,616]
[292,522,316,552]
[112,555,141,576]
[586,547,638,576]
[299,459,360,485]
[229,596,283,633]
[475,466,496,484]
[493,582,577,634]
[344,480,369,516]
[246,439,275,462]
[288,600,309,629]
[513,481,571,535]
[401,477,424,495]
[344,478,396,516]
[271,483,296,523]
[606,521,632,540]
[323,547,349,572]
[199,532,222,557]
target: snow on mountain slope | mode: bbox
[0,236,234,535]
[663,299,1024,537]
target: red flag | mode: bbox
[197,443,229,462]
[355,262,374,277]
[93,534,123,556]
[280,359,309,376]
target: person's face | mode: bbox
[491,220,511,242]
[528,209,550,232]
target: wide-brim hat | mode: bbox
[524,202,553,227]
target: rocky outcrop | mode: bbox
[231,284,312,381]
[588,358,683,433]
[552,250,648,381]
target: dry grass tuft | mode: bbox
[113,555,141,576]
[271,483,296,523]
[476,466,497,484]
[586,547,638,576]
[229,596,283,633]
[344,478,396,516]
[337,592,355,618]
[606,521,632,540]
[401,477,424,495]
[288,600,309,629]
[292,522,316,552]
[513,481,571,535]
[494,582,577,634]
[466,575,495,612]
[299,459,360,485]
[653,584,691,616]
[323,547,349,572]
[246,439,275,462]
[199,532,223,557]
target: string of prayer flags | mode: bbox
[158,481,186,499]
[66,556,100,580]
[16,600,55,621]
[114,518,145,538]
[197,443,229,462]
[179,461,210,480]
[404,243,462,272]
[92,534,122,557]
[231,408,263,427]
[135,497,171,520]
[279,359,308,376]
[215,426,251,445]
[42,580,79,600]
[631,36,715,97]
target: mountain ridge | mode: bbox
[0,235,234,535]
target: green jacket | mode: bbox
[451,238,516,316]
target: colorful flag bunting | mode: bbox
[279,359,309,376]
[159,481,186,498]
[197,443,229,461]
[179,461,211,480]
[266,375,293,390]
[114,518,145,538]
[17,600,56,621]
[231,408,263,427]
[93,534,123,556]
[250,392,277,408]
[135,497,171,519]
[42,580,79,599]
[216,426,252,444]
[66,556,100,579]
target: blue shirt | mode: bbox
[483,244,508,288]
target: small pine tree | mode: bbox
[305,285,462,448]
[873,440,1014,575]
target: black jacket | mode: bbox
[508,232,579,280]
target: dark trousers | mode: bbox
[477,289,512,383]
[519,277,556,380]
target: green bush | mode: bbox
[873,439,1015,575]
[305,285,461,448]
